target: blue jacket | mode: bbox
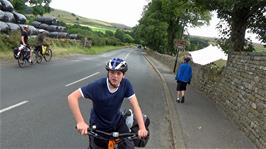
[175,63,192,83]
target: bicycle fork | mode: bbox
[108,139,119,149]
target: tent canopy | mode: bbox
[189,45,228,65]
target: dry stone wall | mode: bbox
[213,52,266,149]
[147,50,266,149]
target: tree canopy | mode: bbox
[134,0,265,53]
[11,0,27,13]
[11,0,51,16]
[133,0,211,54]
[28,0,51,16]
[195,0,266,52]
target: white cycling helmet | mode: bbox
[105,58,128,73]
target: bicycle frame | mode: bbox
[17,46,36,67]
[34,45,52,62]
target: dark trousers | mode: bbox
[176,80,188,91]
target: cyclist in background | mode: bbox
[68,58,148,149]
[35,29,49,55]
[17,25,32,63]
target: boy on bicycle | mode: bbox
[68,58,148,148]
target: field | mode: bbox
[46,9,113,27]
[44,9,128,33]
[254,43,266,52]
[192,35,265,52]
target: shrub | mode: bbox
[0,31,20,51]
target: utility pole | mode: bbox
[173,39,186,73]
[173,48,179,73]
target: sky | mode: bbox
[50,0,261,43]
[49,0,149,27]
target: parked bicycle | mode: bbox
[34,45,53,63]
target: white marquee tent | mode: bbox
[189,45,228,65]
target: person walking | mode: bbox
[68,58,148,148]
[175,54,192,103]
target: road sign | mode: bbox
[174,39,187,50]
[173,39,187,72]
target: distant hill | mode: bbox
[44,9,131,30]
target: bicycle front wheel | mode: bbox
[17,54,25,68]
[44,48,52,62]
[35,51,43,64]
[31,51,39,64]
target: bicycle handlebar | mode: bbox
[76,125,137,140]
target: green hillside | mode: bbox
[44,9,131,32]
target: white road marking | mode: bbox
[65,72,100,87]
[125,52,131,59]
[0,100,29,114]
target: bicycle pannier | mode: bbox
[13,47,18,59]
[131,114,150,147]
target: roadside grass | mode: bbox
[0,50,13,62]
[0,45,129,62]
[53,45,128,57]
[254,43,266,52]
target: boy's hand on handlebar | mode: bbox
[138,128,148,139]
[76,122,89,135]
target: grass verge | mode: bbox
[0,45,129,63]
[53,45,129,57]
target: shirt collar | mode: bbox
[106,78,119,93]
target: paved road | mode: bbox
[0,48,172,149]
[2,47,255,149]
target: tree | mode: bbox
[194,0,266,52]
[134,0,211,54]
[105,30,114,37]
[162,0,211,54]
[134,1,168,53]
[114,29,134,43]
[27,0,51,16]
[11,0,27,13]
